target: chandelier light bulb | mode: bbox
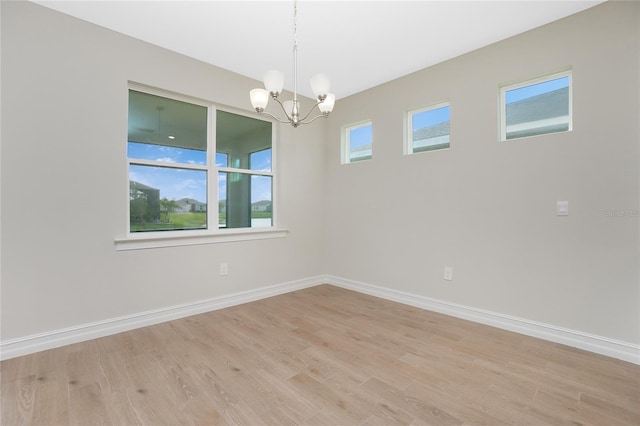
[318,93,335,114]
[250,88,269,111]
[263,70,284,96]
[310,73,331,100]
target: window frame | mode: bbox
[500,69,573,142]
[405,101,451,155]
[341,120,373,164]
[116,83,285,250]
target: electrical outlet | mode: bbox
[444,266,453,281]
[219,262,228,276]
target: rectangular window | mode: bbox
[128,90,209,232]
[407,102,450,154]
[215,110,273,229]
[501,70,572,141]
[127,87,274,234]
[342,121,372,164]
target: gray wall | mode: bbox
[1,1,638,350]
[1,1,326,340]
[324,1,639,344]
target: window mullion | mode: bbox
[129,158,207,171]
[218,167,273,177]
[208,105,217,230]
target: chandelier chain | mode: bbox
[293,0,298,51]
[292,0,298,105]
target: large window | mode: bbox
[127,87,273,234]
[406,102,450,154]
[500,70,572,141]
[342,121,372,164]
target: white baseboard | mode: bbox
[0,275,324,361]
[326,275,640,365]
[3,275,638,365]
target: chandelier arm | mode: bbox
[297,100,323,123]
[299,113,329,125]
[271,96,294,120]
[258,110,294,124]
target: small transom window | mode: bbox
[501,70,572,141]
[342,121,373,164]
[406,102,450,154]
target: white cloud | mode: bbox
[156,157,177,163]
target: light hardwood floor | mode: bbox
[1,285,639,425]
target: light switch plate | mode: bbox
[444,266,453,281]
[557,201,569,216]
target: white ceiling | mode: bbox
[33,0,604,100]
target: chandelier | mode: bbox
[249,0,335,128]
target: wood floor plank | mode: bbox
[1,379,36,425]
[358,377,459,425]
[2,284,638,425]
[403,378,503,425]
[101,389,145,426]
[31,379,69,425]
[250,368,320,423]
[68,382,109,426]
[288,372,371,424]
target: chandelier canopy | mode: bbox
[249,0,335,128]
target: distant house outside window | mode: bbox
[342,121,372,164]
[501,70,572,141]
[407,102,450,154]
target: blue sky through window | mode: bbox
[218,173,272,205]
[215,152,228,167]
[128,142,206,165]
[129,164,207,202]
[251,175,272,204]
[506,76,569,104]
[250,148,272,172]
[412,105,450,130]
[350,124,372,149]
[128,144,271,203]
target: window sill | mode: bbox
[114,228,288,251]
